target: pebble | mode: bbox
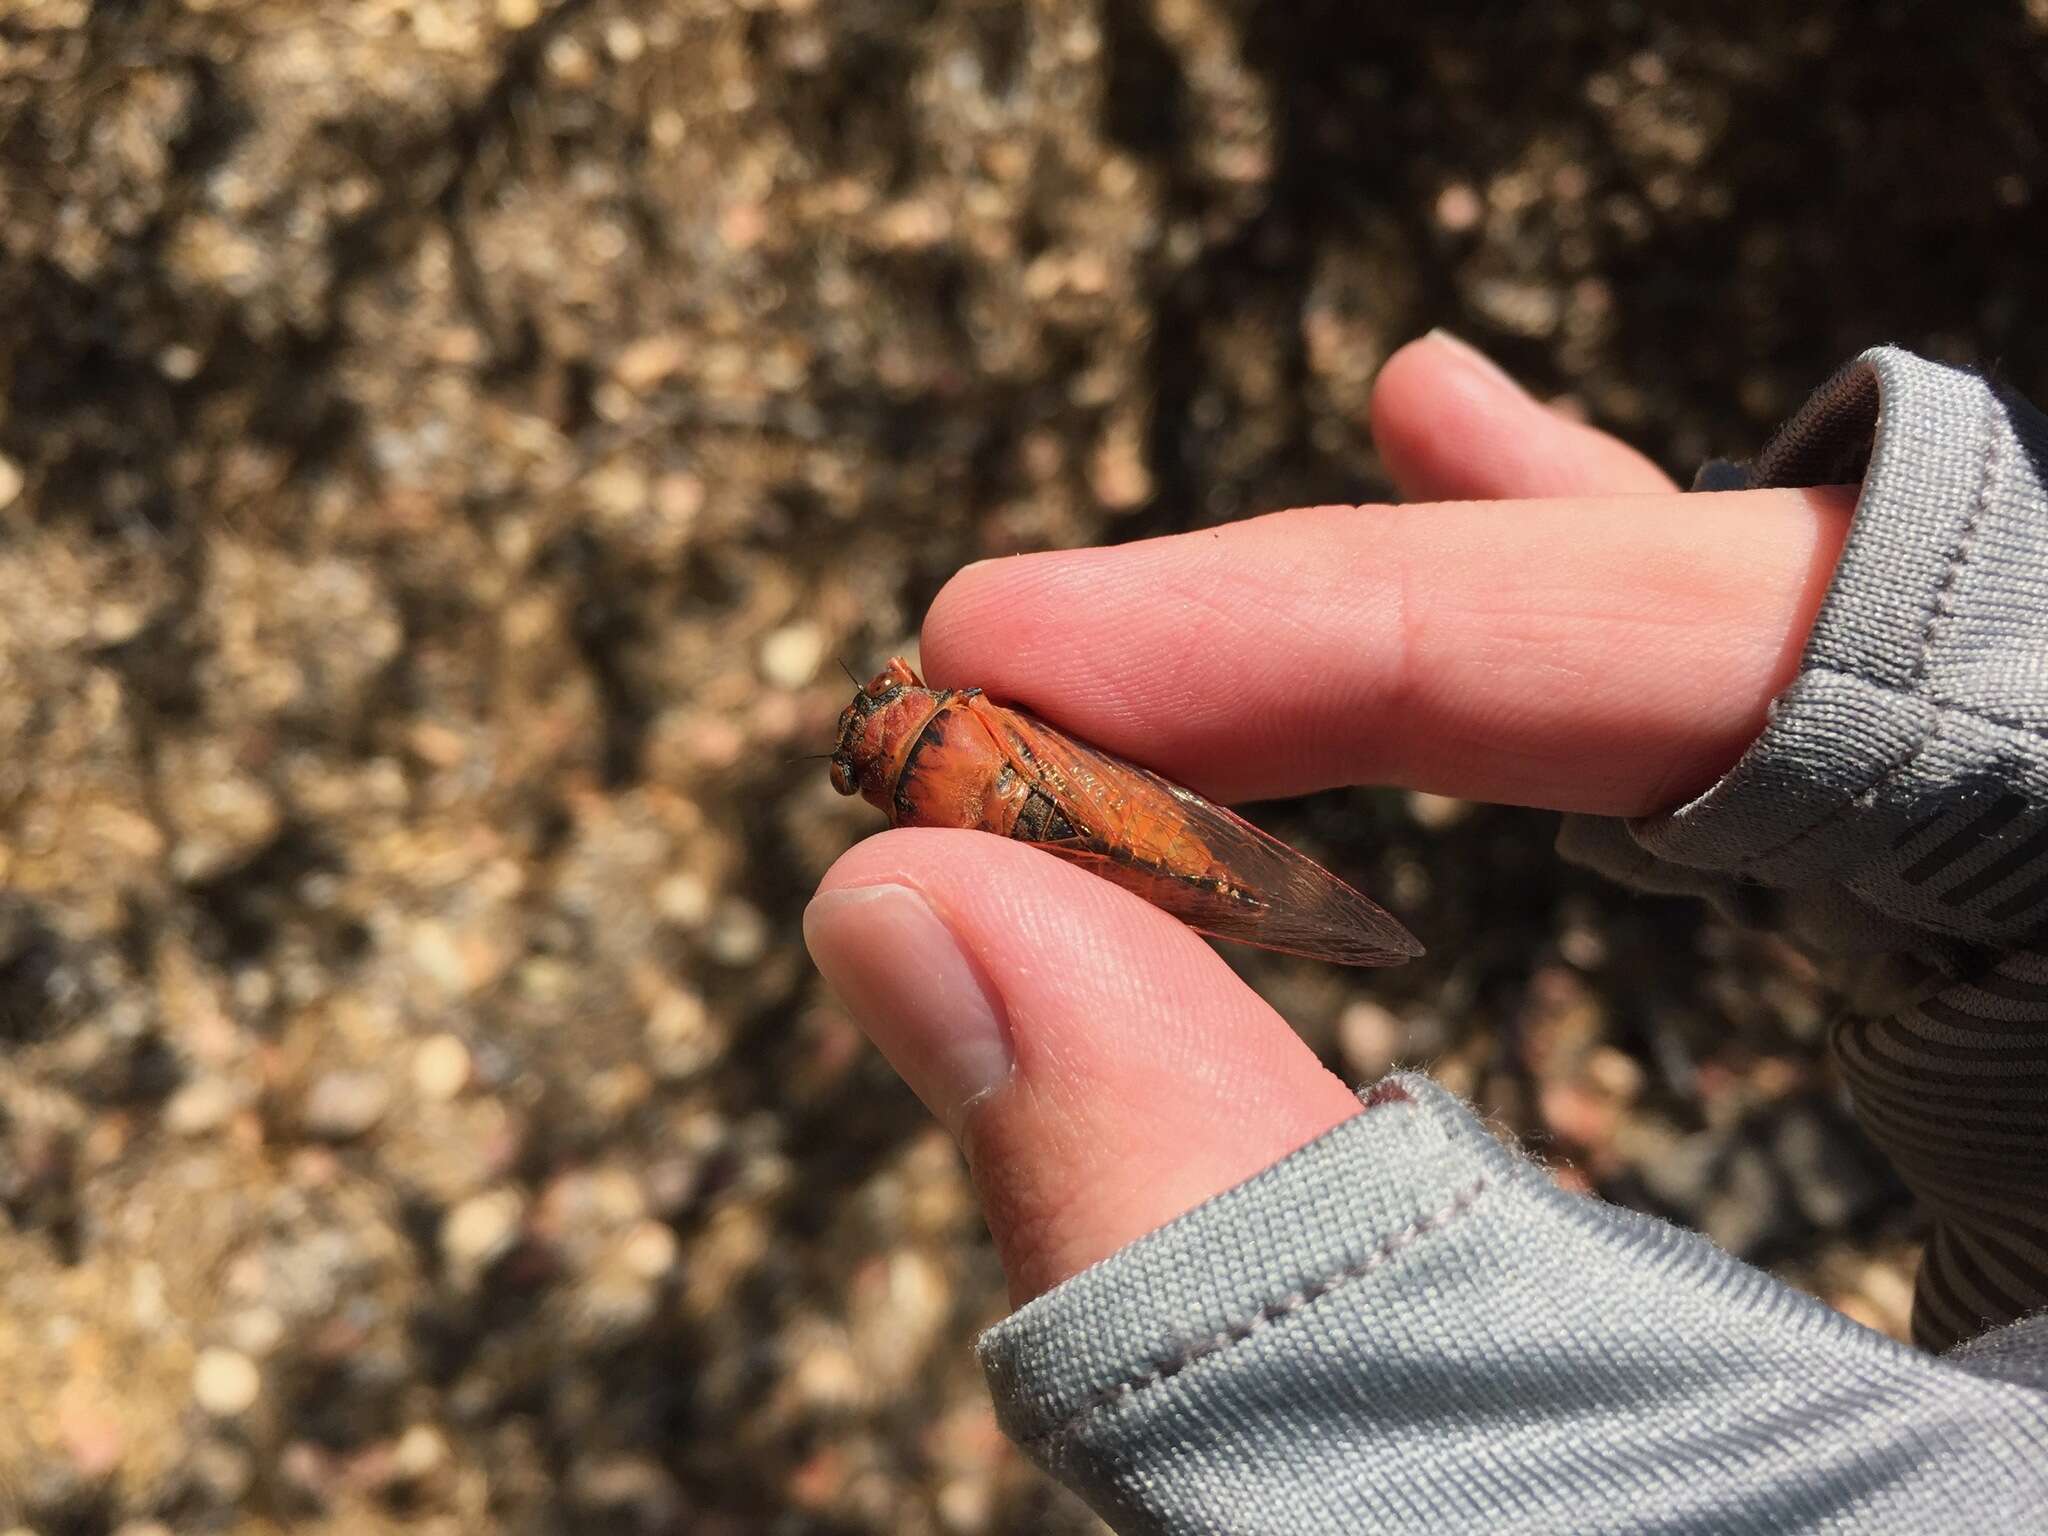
[541,1166,647,1243]
[303,1070,391,1141]
[164,1075,240,1136]
[585,459,649,519]
[604,20,646,64]
[787,1339,865,1410]
[412,1033,473,1101]
[443,1187,527,1276]
[704,898,769,967]
[57,1392,125,1476]
[166,774,283,884]
[278,1440,336,1505]
[614,334,688,392]
[618,1219,679,1281]
[1538,1080,1614,1149]
[655,872,714,929]
[643,1155,702,1217]
[157,342,203,379]
[393,1422,450,1480]
[1405,791,1472,830]
[646,988,717,1081]
[408,921,472,996]
[570,1454,685,1529]
[938,1477,994,1533]
[189,1438,255,1502]
[1559,922,1608,969]
[653,471,705,529]
[759,622,826,690]
[1337,1000,1403,1081]
[1470,275,1563,339]
[91,601,148,646]
[1434,181,1484,232]
[1088,426,1152,509]
[1855,1257,1917,1335]
[850,1250,950,1389]
[1584,1047,1645,1100]
[227,1306,285,1356]
[192,1347,262,1418]
[0,452,21,510]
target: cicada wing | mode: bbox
[964,698,1422,967]
[1131,778,1424,966]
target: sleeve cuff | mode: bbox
[977,1073,2048,1532]
[1567,347,2048,963]
[977,1077,1484,1448]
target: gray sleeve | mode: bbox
[979,1075,2048,1534]
[1560,345,2048,989]
[1560,347,2048,1348]
[976,349,2048,1533]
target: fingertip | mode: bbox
[920,554,1056,692]
[1369,331,1512,495]
[917,560,987,688]
[1375,329,1523,419]
[1371,330,1676,500]
[809,829,1366,1301]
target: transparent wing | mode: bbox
[964,697,1422,967]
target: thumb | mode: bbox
[805,828,1367,1304]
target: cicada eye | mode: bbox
[829,757,856,795]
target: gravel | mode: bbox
[6,0,2044,1528]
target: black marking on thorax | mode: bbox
[891,693,954,822]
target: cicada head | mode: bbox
[829,657,945,813]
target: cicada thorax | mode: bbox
[917,695,1259,923]
[838,674,1084,844]
[888,694,1081,842]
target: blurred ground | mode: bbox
[3,1,2047,1531]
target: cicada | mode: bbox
[828,658,1422,966]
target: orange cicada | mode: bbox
[829,658,1422,966]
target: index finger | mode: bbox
[921,488,1854,817]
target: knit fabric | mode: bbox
[979,348,2048,1531]
[1563,347,2048,1348]
[983,1077,2048,1533]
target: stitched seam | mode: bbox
[1732,405,2002,875]
[1804,666,2048,747]
[1017,1175,1490,1448]
[1908,398,1998,691]
[1733,713,1942,876]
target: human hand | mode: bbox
[806,332,1854,1305]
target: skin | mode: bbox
[806,330,1856,1306]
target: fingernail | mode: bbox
[1425,328,1527,397]
[804,884,1013,1131]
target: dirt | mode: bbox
[3,1,2046,1530]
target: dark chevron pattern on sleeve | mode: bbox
[1835,949,2048,1350]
